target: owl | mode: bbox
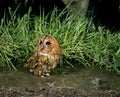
[25,36,62,77]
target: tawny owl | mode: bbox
[25,36,62,77]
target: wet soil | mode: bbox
[0,66,120,97]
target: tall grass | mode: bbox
[0,8,120,74]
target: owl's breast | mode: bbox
[39,52,49,56]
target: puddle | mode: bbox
[0,66,120,92]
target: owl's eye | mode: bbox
[46,41,51,45]
[40,41,42,45]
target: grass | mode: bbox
[0,8,120,74]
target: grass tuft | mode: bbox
[0,8,120,74]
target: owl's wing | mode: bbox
[24,51,38,68]
[51,47,62,56]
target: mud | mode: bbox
[0,66,120,97]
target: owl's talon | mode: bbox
[29,69,34,72]
[41,75,45,78]
[45,73,50,76]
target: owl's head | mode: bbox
[36,36,61,54]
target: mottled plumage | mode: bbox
[25,36,62,77]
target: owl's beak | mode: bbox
[40,44,44,49]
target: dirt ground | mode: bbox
[0,66,120,97]
[0,85,120,97]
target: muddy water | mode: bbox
[0,66,120,92]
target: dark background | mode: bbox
[87,0,120,31]
[0,0,120,31]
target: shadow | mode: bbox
[87,0,120,31]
